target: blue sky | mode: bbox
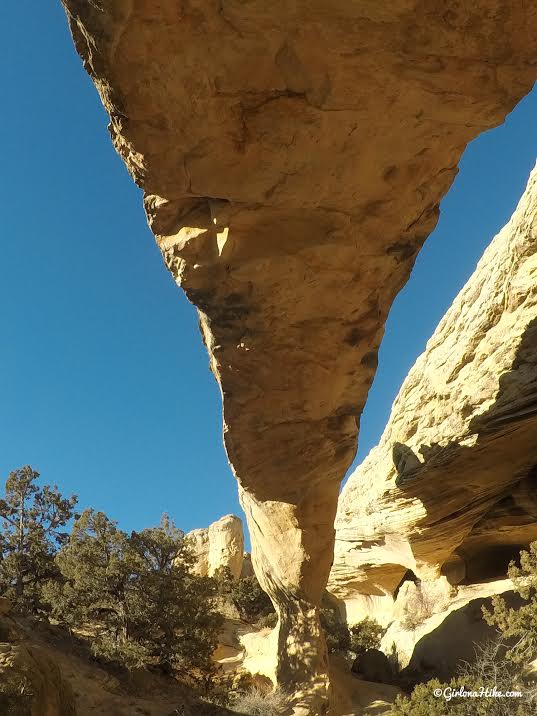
[1,2,535,535]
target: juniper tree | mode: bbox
[46,510,223,682]
[0,465,77,612]
[215,567,275,624]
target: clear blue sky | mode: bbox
[1,2,535,535]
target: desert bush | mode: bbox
[399,585,447,631]
[389,679,454,715]
[320,599,350,653]
[349,617,385,655]
[232,686,288,716]
[256,611,278,630]
[319,596,384,656]
[390,638,536,715]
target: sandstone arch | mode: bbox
[59,2,537,710]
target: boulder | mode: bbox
[352,649,393,684]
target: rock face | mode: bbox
[329,165,537,622]
[59,1,537,709]
[187,514,244,578]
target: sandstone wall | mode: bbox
[59,1,537,710]
[330,165,537,624]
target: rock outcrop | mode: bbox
[329,164,537,625]
[59,1,537,709]
[187,514,245,579]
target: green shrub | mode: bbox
[349,617,385,655]
[45,510,223,681]
[389,679,458,715]
[255,611,278,630]
[319,595,384,656]
[319,598,350,653]
[390,639,536,715]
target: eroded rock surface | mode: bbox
[187,514,244,578]
[330,165,537,622]
[59,1,537,709]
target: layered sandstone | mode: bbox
[59,1,537,710]
[330,165,537,622]
[187,514,245,578]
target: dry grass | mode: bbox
[232,687,288,716]
[400,586,448,631]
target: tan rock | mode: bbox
[330,165,537,609]
[186,527,210,576]
[187,514,244,579]
[58,1,537,708]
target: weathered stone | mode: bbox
[330,166,537,610]
[441,554,466,586]
[187,514,244,579]
[59,1,537,709]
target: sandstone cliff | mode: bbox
[59,1,537,710]
[187,514,245,579]
[330,164,537,626]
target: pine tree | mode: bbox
[0,465,77,612]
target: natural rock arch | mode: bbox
[59,2,537,711]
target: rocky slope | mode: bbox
[329,164,537,626]
[0,602,233,716]
[59,1,537,710]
